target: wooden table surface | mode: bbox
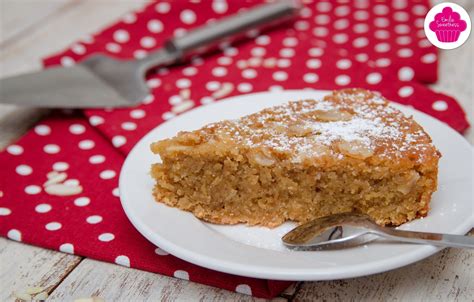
[0,1,472,301]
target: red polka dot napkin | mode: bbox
[43,0,469,154]
[0,0,470,298]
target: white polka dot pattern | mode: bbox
[242,69,257,79]
[335,75,351,86]
[7,229,22,242]
[0,2,468,299]
[236,284,252,295]
[79,140,95,150]
[100,170,116,180]
[180,10,196,24]
[237,83,253,93]
[7,145,23,155]
[306,59,321,69]
[0,207,11,216]
[366,73,382,85]
[59,243,75,254]
[98,233,115,242]
[35,204,52,213]
[173,270,190,280]
[115,255,131,267]
[130,109,146,119]
[148,20,163,33]
[398,86,414,98]
[16,165,32,176]
[60,56,74,67]
[112,136,127,148]
[25,185,41,195]
[432,100,448,111]
[53,162,69,171]
[155,247,170,256]
[134,49,146,59]
[74,197,90,207]
[89,155,105,164]
[113,29,130,43]
[155,2,170,13]
[303,73,318,83]
[140,36,156,48]
[45,222,62,231]
[273,71,288,81]
[35,125,51,136]
[86,215,103,224]
[43,144,60,154]
[112,187,120,197]
[398,67,415,81]
[69,124,86,134]
[89,115,104,126]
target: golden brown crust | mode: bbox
[150,89,440,227]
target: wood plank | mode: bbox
[0,1,472,301]
[0,237,82,301]
[0,0,72,45]
[294,245,474,302]
[47,258,276,302]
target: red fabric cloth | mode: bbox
[0,0,469,298]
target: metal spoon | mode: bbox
[282,213,474,250]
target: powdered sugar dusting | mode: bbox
[203,89,437,163]
[309,117,400,146]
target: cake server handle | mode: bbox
[374,227,474,249]
[139,1,301,69]
[169,1,300,55]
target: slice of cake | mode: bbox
[150,89,440,227]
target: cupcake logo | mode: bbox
[429,7,467,42]
[424,3,471,50]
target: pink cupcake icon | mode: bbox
[429,6,467,42]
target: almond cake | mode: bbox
[150,89,440,227]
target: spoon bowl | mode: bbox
[282,213,378,250]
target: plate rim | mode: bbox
[119,90,474,281]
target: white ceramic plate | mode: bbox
[120,90,473,281]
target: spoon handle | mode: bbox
[377,228,474,249]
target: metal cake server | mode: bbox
[282,213,474,250]
[0,1,300,108]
